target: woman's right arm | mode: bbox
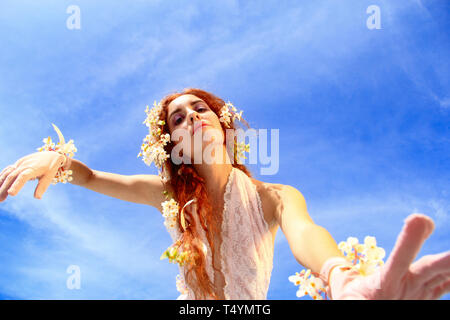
[69,158,168,212]
[0,151,169,213]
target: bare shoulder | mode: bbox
[250,178,290,226]
[250,178,307,225]
[250,178,301,204]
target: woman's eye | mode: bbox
[174,116,183,125]
[197,107,207,112]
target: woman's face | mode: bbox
[166,94,225,162]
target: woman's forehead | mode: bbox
[168,94,203,111]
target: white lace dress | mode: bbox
[163,167,274,300]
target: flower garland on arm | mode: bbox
[289,236,386,300]
[37,123,77,184]
[137,98,248,295]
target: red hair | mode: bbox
[158,88,252,299]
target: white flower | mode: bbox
[219,106,232,127]
[338,240,351,255]
[296,288,307,298]
[289,269,326,300]
[37,137,56,151]
[58,139,77,158]
[339,235,386,276]
[219,101,244,128]
[347,237,359,246]
[288,271,304,286]
[162,198,179,229]
[138,100,171,181]
[364,236,376,247]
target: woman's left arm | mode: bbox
[272,185,343,274]
[274,184,450,299]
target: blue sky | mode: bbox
[0,0,449,300]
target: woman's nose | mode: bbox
[189,112,201,123]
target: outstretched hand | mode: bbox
[0,151,66,202]
[326,214,450,300]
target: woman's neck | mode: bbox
[193,145,233,199]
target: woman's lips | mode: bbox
[193,123,211,134]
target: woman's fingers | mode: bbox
[1,152,66,201]
[431,279,450,300]
[34,173,54,199]
[0,156,30,179]
[0,165,14,178]
[0,167,21,201]
[410,251,450,284]
[7,167,36,196]
[0,165,16,186]
[33,156,61,199]
[423,272,450,298]
[384,214,435,283]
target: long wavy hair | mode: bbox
[158,88,252,299]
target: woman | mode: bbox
[0,88,449,300]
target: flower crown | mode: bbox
[137,101,171,182]
[137,99,249,181]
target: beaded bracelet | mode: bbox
[36,123,77,184]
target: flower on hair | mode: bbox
[37,124,77,184]
[137,101,171,181]
[289,236,385,300]
[220,102,249,162]
[161,198,197,270]
[160,239,195,267]
[289,269,327,300]
[234,141,250,164]
[219,101,243,128]
[162,198,179,229]
[176,274,189,295]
